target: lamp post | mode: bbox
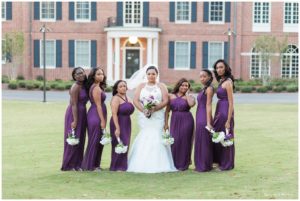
[39,24,50,103]
[224,28,236,66]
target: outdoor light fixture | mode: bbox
[129,36,138,44]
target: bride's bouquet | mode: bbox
[162,129,174,146]
[115,137,128,154]
[141,95,159,118]
[66,128,80,146]
[100,129,112,145]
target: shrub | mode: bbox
[286,85,298,92]
[191,85,202,93]
[65,83,73,90]
[55,84,66,91]
[167,86,173,93]
[36,75,44,81]
[240,86,253,93]
[188,79,195,84]
[16,75,25,80]
[2,75,9,83]
[18,80,27,88]
[8,81,18,89]
[26,82,34,90]
[105,86,113,92]
[234,86,240,92]
[39,85,50,91]
[55,78,63,82]
[50,82,59,89]
[32,81,42,88]
[273,86,286,92]
[256,87,268,93]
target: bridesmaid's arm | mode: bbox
[164,94,171,131]
[111,96,121,138]
[225,81,234,130]
[70,83,80,129]
[133,84,144,113]
[154,83,169,111]
[205,86,214,128]
[93,86,106,129]
[186,90,196,107]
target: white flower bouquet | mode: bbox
[162,129,174,146]
[220,129,234,147]
[205,126,225,143]
[66,128,80,146]
[100,129,112,145]
[115,137,128,154]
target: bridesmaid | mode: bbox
[164,78,195,171]
[194,70,214,172]
[61,67,89,171]
[109,80,135,171]
[81,67,107,171]
[213,59,235,171]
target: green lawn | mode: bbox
[2,100,298,199]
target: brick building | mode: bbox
[1,1,299,84]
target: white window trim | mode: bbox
[175,2,192,24]
[209,2,225,24]
[252,2,271,32]
[174,41,191,70]
[40,2,56,22]
[75,40,91,69]
[283,2,299,32]
[2,2,6,21]
[208,41,224,70]
[75,2,91,22]
[123,2,143,27]
[39,40,56,69]
[249,52,271,78]
[280,45,299,78]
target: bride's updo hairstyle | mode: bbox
[146,66,158,74]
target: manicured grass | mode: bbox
[2,100,298,199]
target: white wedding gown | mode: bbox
[127,84,177,173]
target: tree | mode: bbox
[2,31,25,80]
[253,35,288,86]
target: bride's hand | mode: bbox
[143,109,151,117]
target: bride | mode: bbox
[127,65,177,173]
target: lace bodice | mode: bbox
[140,83,162,103]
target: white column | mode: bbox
[107,37,113,82]
[114,37,120,81]
[152,37,158,66]
[147,37,153,64]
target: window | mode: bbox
[40,40,56,68]
[175,41,190,69]
[253,2,270,32]
[250,48,270,78]
[209,2,224,23]
[284,3,298,32]
[124,1,142,26]
[75,2,90,21]
[2,2,6,20]
[75,41,90,68]
[281,45,298,78]
[208,42,224,69]
[41,2,55,21]
[175,2,191,23]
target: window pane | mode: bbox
[209,42,223,69]
[281,45,299,78]
[2,2,6,20]
[41,2,55,19]
[254,2,269,24]
[76,2,90,20]
[125,1,141,25]
[175,42,189,68]
[210,2,223,22]
[176,2,190,21]
[40,41,55,67]
[76,41,90,67]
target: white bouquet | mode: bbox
[220,129,234,147]
[100,129,112,145]
[162,129,174,146]
[205,126,225,143]
[66,128,80,146]
[141,95,160,118]
[115,137,128,154]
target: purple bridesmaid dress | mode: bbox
[81,85,107,171]
[194,88,213,172]
[109,97,135,171]
[61,86,89,171]
[213,81,235,170]
[169,94,194,171]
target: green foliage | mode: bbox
[256,87,268,93]
[2,75,10,83]
[240,86,253,93]
[8,81,18,89]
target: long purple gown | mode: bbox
[61,86,88,171]
[194,88,213,172]
[81,85,107,171]
[213,82,235,170]
[109,97,135,171]
[169,94,194,171]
